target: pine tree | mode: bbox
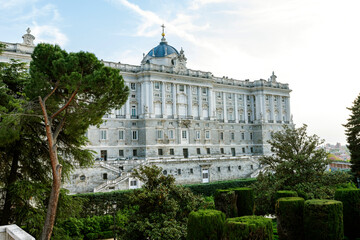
[344,93,360,181]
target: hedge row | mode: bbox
[184,178,256,197]
[73,178,256,217]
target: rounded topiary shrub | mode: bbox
[334,188,360,239]
[275,190,298,201]
[214,189,238,217]
[232,187,254,216]
[223,216,273,240]
[304,199,343,240]
[187,209,226,240]
[275,197,305,240]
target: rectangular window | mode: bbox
[119,150,124,157]
[133,149,137,156]
[131,94,136,98]
[168,129,174,139]
[241,133,245,140]
[103,173,108,180]
[250,147,254,153]
[170,148,174,155]
[231,132,235,140]
[130,180,137,186]
[205,130,210,139]
[154,82,160,90]
[220,148,224,154]
[100,130,107,140]
[131,106,137,117]
[218,167,221,172]
[130,83,136,90]
[197,148,201,154]
[132,122,137,126]
[202,88,207,94]
[158,149,163,156]
[250,133,253,140]
[178,169,181,175]
[242,147,245,153]
[132,130,138,140]
[228,166,231,171]
[179,85,185,92]
[231,148,236,156]
[228,93,232,99]
[220,132,224,140]
[190,168,193,174]
[206,148,210,154]
[157,130,163,139]
[119,130,124,140]
[196,131,200,139]
[101,150,107,161]
[182,130,187,139]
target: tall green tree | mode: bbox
[253,124,349,214]
[344,93,360,182]
[25,43,129,240]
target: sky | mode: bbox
[1,0,359,145]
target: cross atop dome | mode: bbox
[161,24,167,43]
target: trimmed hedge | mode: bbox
[187,209,226,240]
[185,178,256,197]
[334,188,360,239]
[223,216,273,240]
[214,189,238,218]
[275,197,304,240]
[232,187,254,216]
[304,199,343,240]
[275,190,298,201]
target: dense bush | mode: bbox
[223,215,273,240]
[214,189,238,218]
[275,197,304,240]
[232,187,254,216]
[334,188,360,239]
[185,178,256,196]
[304,199,343,240]
[275,191,298,201]
[187,209,226,240]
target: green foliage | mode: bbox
[122,165,205,240]
[334,188,360,238]
[304,199,343,240]
[275,197,304,240]
[223,216,273,240]
[344,93,360,180]
[184,178,256,196]
[232,187,254,216]
[253,124,350,215]
[214,189,238,217]
[187,209,226,240]
[275,191,298,201]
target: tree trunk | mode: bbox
[0,144,20,225]
[39,97,62,240]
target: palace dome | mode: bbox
[146,41,179,58]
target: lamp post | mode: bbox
[112,203,117,240]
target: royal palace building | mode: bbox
[1,28,292,193]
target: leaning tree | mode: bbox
[26,43,129,240]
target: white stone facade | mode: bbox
[1,29,292,194]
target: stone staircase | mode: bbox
[98,162,121,173]
[93,160,148,192]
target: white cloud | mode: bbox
[0,0,38,9]
[31,23,68,46]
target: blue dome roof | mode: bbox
[147,41,179,58]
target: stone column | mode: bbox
[244,94,248,124]
[172,83,177,118]
[223,93,227,122]
[250,95,255,122]
[270,95,275,122]
[199,87,203,119]
[125,82,130,119]
[235,93,239,122]
[187,85,192,117]
[149,82,154,117]
[208,88,214,120]
[161,82,166,118]
[286,97,291,122]
[279,96,283,123]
